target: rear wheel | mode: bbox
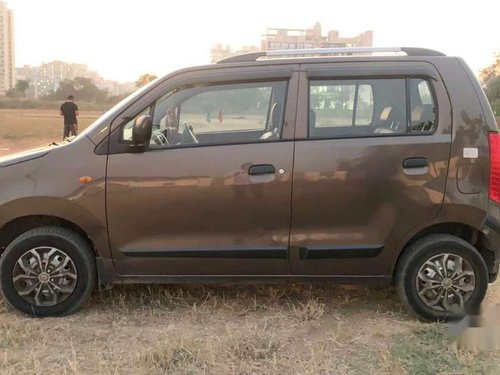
[395,234,488,321]
[0,226,96,317]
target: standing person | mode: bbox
[60,95,79,139]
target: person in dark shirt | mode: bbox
[60,95,79,139]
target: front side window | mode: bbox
[179,86,272,134]
[309,77,437,138]
[122,81,287,149]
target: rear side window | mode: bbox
[309,82,375,128]
[410,79,436,133]
[309,78,436,138]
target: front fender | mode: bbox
[0,196,110,258]
[0,136,109,257]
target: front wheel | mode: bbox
[395,234,488,321]
[0,226,96,317]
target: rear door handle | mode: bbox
[403,157,428,169]
[248,164,276,176]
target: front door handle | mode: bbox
[403,157,428,169]
[248,164,276,176]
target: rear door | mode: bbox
[290,61,452,276]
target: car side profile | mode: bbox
[0,47,498,321]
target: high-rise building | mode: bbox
[16,61,133,98]
[211,23,373,63]
[16,61,101,98]
[0,1,14,94]
[262,23,373,51]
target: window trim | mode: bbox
[405,78,412,134]
[306,76,439,140]
[351,84,359,126]
[108,80,290,154]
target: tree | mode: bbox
[481,53,500,115]
[135,74,157,88]
[15,80,30,96]
[485,77,500,100]
[485,76,500,115]
[73,77,107,102]
[44,77,108,103]
[48,80,76,100]
[5,79,30,97]
[480,53,500,85]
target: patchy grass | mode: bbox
[391,325,500,374]
[291,297,326,322]
[143,340,206,373]
[227,329,284,361]
[0,283,499,374]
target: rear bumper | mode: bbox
[482,216,500,282]
[490,271,498,283]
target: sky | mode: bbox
[5,0,500,83]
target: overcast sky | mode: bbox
[5,0,500,82]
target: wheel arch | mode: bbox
[0,215,98,258]
[0,196,110,258]
[392,221,496,282]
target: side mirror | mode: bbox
[132,115,153,148]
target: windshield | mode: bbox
[74,77,162,141]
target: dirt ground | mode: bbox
[0,110,499,374]
[0,109,100,157]
[1,284,499,375]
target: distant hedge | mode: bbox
[0,98,116,111]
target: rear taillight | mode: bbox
[489,132,500,204]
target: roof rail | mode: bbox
[217,47,446,64]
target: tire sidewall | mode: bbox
[400,237,488,321]
[0,231,95,317]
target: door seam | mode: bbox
[287,70,302,273]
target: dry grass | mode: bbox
[0,111,499,374]
[0,109,101,156]
[0,284,499,375]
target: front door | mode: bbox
[290,63,452,277]
[106,68,299,276]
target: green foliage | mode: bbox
[15,80,30,93]
[135,74,157,88]
[391,327,500,374]
[485,76,500,115]
[481,53,500,115]
[43,77,108,103]
[0,98,113,111]
[480,53,500,85]
[5,80,30,98]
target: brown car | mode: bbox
[0,47,498,321]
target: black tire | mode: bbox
[395,234,488,322]
[0,226,96,317]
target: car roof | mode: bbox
[167,55,453,79]
[218,47,445,63]
[163,47,453,78]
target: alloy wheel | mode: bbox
[416,253,476,313]
[12,247,78,307]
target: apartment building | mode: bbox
[211,23,373,63]
[262,22,373,50]
[17,61,101,98]
[0,1,15,94]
